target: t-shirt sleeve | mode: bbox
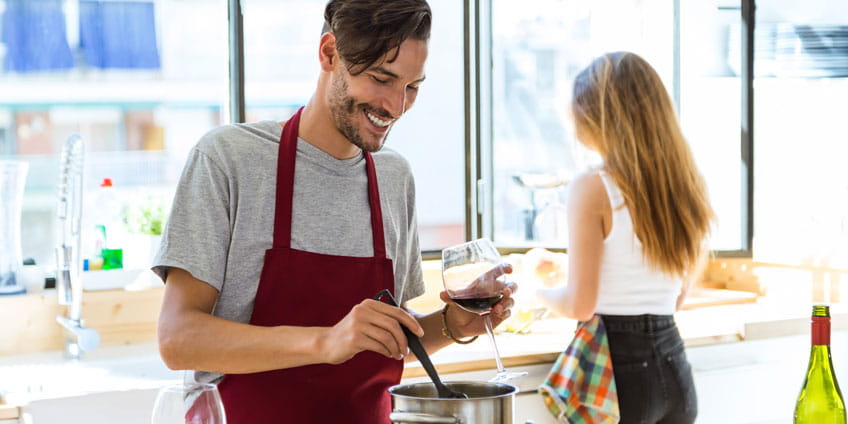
[400,173,426,304]
[151,146,231,291]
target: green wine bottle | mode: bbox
[794,305,846,423]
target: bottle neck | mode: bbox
[807,345,838,386]
[811,345,833,360]
[812,316,831,346]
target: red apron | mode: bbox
[215,107,403,423]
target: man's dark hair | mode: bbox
[323,0,432,75]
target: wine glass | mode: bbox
[151,382,226,424]
[441,238,527,382]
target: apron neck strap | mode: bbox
[364,151,387,257]
[273,107,387,258]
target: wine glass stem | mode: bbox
[484,314,506,373]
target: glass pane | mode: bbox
[490,0,674,247]
[753,0,848,265]
[0,0,229,270]
[243,0,465,251]
[242,0,322,122]
[679,0,744,251]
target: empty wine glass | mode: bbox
[442,238,527,382]
[151,382,226,424]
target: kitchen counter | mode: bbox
[0,296,821,396]
[0,343,181,403]
[2,258,846,422]
[403,298,848,379]
[3,305,843,423]
[1,302,846,423]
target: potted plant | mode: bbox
[123,195,168,263]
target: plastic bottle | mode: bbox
[87,178,124,270]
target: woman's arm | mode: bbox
[536,171,609,321]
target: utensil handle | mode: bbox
[373,290,450,395]
[389,412,461,423]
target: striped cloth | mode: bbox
[539,315,619,423]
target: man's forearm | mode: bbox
[158,309,329,374]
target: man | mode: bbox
[152,1,516,423]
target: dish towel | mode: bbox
[539,315,620,423]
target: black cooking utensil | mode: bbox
[374,289,468,399]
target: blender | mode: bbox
[0,160,28,295]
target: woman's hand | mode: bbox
[439,263,517,338]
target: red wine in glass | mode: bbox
[451,293,504,315]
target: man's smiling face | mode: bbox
[328,39,428,152]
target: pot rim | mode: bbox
[388,380,518,401]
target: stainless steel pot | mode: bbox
[389,381,517,423]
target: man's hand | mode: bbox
[320,299,424,364]
[439,263,517,338]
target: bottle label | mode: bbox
[812,316,830,345]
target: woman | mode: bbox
[538,51,714,424]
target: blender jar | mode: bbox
[0,160,29,295]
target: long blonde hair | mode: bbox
[571,52,714,278]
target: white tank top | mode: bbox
[594,170,681,315]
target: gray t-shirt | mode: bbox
[152,120,425,384]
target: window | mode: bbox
[486,0,674,247]
[391,0,466,250]
[0,0,229,268]
[482,0,848,261]
[679,0,745,252]
[243,0,322,122]
[752,0,848,266]
[7,0,841,271]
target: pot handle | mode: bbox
[389,411,461,423]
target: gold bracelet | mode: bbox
[440,303,479,344]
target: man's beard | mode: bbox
[328,73,393,153]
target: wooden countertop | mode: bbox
[0,285,163,356]
[0,405,20,420]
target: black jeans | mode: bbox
[600,314,697,424]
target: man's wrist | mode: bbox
[440,304,478,344]
[309,326,333,364]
